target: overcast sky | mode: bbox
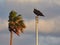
[0,0,60,45]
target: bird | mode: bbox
[33,8,44,16]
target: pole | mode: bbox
[35,16,39,45]
[10,31,13,45]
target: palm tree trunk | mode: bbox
[10,31,13,45]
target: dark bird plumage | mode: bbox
[33,9,44,16]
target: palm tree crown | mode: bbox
[8,10,26,36]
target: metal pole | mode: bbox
[35,16,39,45]
[10,31,13,45]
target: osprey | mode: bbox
[33,9,44,16]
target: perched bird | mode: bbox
[33,8,44,16]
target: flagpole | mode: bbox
[35,16,39,45]
[10,31,13,45]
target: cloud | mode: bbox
[53,0,60,5]
[39,36,60,45]
[0,0,60,35]
[0,16,60,35]
[41,0,60,6]
[25,16,60,34]
[25,20,35,31]
[25,19,55,33]
[0,18,8,31]
[0,33,35,45]
[0,32,60,45]
[0,18,54,33]
[39,19,55,33]
[6,0,40,3]
[5,0,60,6]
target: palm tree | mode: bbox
[8,10,26,45]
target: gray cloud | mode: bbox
[5,0,60,19]
[0,0,60,45]
[0,32,60,45]
[0,16,60,37]
[0,0,60,19]
[0,19,8,31]
[0,0,60,43]
[39,35,60,45]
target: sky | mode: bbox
[0,0,60,45]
